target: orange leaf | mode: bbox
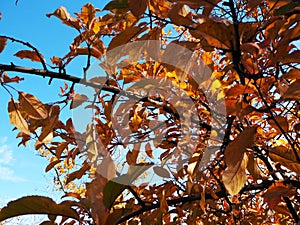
[108,26,147,50]
[0,37,7,53]
[14,50,44,62]
[2,72,24,83]
[45,160,61,172]
[19,92,48,120]
[8,99,30,135]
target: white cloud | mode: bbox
[0,137,26,182]
[0,144,13,164]
[0,165,26,182]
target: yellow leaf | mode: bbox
[222,126,257,195]
[222,153,248,195]
[201,51,212,65]
[7,99,30,135]
[19,92,48,120]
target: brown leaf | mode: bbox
[190,17,232,49]
[8,99,30,135]
[268,115,289,132]
[281,68,300,80]
[70,94,88,109]
[55,142,68,159]
[2,72,24,83]
[153,166,170,178]
[129,0,147,19]
[160,190,168,214]
[168,4,195,27]
[66,161,91,184]
[224,126,257,167]
[0,37,7,53]
[269,146,300,174]
[247,152,266,180]
[0,196,79,221]
[19,92,48,120]
[263,183,295,209]
[282,79,300,100]
[108,26,147,50]
[14,50,44,62]
[45,160,61,172]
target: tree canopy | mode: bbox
[0,0,300,224]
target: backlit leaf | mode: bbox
[46,6,81,29]
[19,92,48,120]
[14,50,44,62]
[0,196,79,222]
[222,126,257,195]
[269,146,300,174]
[8,99,30,135]
[222,153,248,195]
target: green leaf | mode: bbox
[0,196,79,222]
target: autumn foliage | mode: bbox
[1,0,300,224]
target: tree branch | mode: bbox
[0,63,139,99]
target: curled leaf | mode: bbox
[14,50,44,62]
[0,37,7,53]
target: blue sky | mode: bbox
[0,0,108,210]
